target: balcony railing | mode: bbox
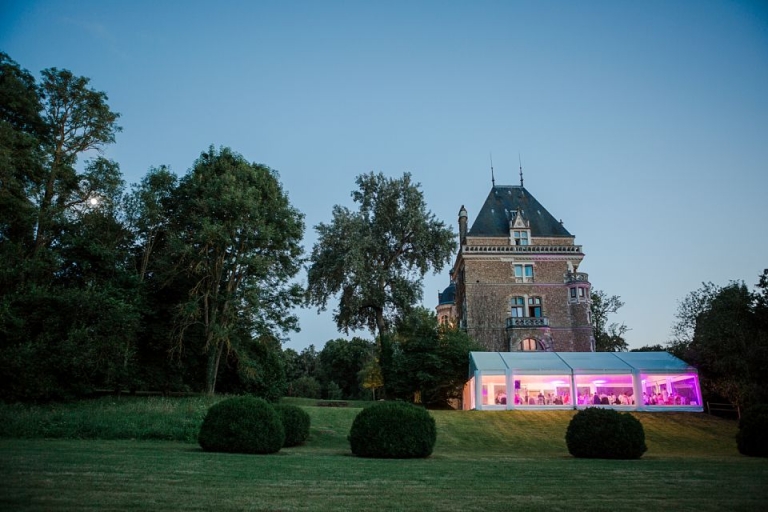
[463,245,582,254]
[564,271,589,284]
[506,317,549,329]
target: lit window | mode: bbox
[528,297,542,317]
[511,297,524,317]
[513,230,529,246]
[520,338,542,351]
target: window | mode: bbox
[511,297,524,317]
[514,264,534,282]
[570,288,577,299]
[528,297,542,317]
[578,287,585,297]
[513,230,529,246]
[520,338,542,351]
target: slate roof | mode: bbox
[438,282,456,305]
[467,186,573,238]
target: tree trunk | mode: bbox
[206,341,225,395]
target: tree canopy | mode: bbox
[306,172,455,341]
[382,307,480,406]
[671,271,768,408]
[170,147,305,394]
[590,289,629,352]
[0,53,304,401]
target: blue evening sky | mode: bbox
[3,1,767,351]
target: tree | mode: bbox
[590,290,629,352]
[383,307,480,406]
[32,66,122,260]
[171,147,304,394]
[306,172,455,342]
[359,357,384,400]
[317,337,374,399]
[631,344,666,352]
[0,53,45,288]
[673,276,768,408]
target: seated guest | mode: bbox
[593,393,601,405]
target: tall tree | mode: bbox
[383,307,480,406]
[318,337,375,399]
[306,172,455,342]
[0,53,45,285]
[32,67,121,259]
[673,274,768,408]
[590,289,629,352]
[171,146,304,394]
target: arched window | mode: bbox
[520,338,542,351]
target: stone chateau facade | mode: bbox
[437,183,594,352]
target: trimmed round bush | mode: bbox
[565,407,647,459]
[348,401,436,458]
[737,404,768,457]
[274,403,311,447]
[198,396,284,454]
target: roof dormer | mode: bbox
[509,208,531,246]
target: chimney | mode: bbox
[458,205,468,244]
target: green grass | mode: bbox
[1,398,767,511]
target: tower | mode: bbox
[441,183,593,352]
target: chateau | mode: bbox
[438,178,594,352]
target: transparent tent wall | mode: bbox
[574,374,636,406]
[640,373,702,406]
[513,375,573,406]
[480,374,507,406]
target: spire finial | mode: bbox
[518,153,524,187]
[490,152,495,186]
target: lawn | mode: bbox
[1,398,766,511]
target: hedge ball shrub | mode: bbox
[274,403,311,447]
[565,407,647,459]
[737,404,768,457]
[198,395,284,454]
[348,401,436,458]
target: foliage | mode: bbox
[590,290,629,352]
[306,172,455,340]
[281,345,320,383]
[631,344,667,352]
[736,404,768,457]
[358,357,384,400]
[0,53,141,401]
[287,376,322,399]
[317,337,374,399]
[170,146,304,394]
[672,273,768,408]
[325,381,343,400]
[217,336,287,402]
[383,307,480,406]
[198,396,284,454]
[565,407,647,459]
[348,401,436,458]
[274,403,311,447]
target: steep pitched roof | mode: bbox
[467,186,573,238]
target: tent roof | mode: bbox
[469,351,697,375]
[613,351,697,372]
[499,352,572,374]
[556,352,634,373]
